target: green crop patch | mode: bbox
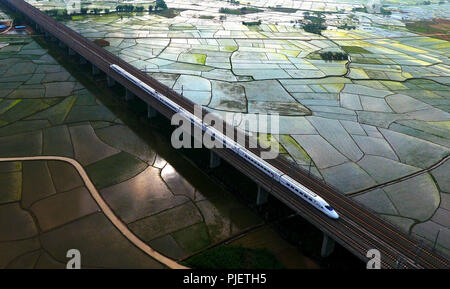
[341,46,372,54]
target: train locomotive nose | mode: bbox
[329,210,339,219]
[325,205,339,219]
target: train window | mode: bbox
[325,206,334,211]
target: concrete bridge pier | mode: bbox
[321,233,335,258]
[125,89,135,101]
[147,104,157,118]
[256,185,269,206]
[107,76,116,87]
[92,64,100,76]
[209,151,221,169]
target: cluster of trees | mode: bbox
[269,7,298,13]
[338,23,356,30]
[45,8,72,20]
[148,0,168,12]
[45,9,68,17]
[46,1,168,19]
[44,0,170,20]
[352,6,391,15]
[242,20,261,26]
[352,7,368,13]
[116,4,137,12]
[379,7,392,15]
[319,51,348,61]
[115,4,146,12]
[219,7,262,15]
[226,0,241,5]
[79,7,111,15]
[219,8,237,14]
[155,0,168,10]
[301,11,327,35]
[421,0,447,5]
[78,5,149,15]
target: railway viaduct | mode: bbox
[2,0,449,269]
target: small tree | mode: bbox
[127,5,135,12]
[80,8,88,14]
[93,8,102,15]
[301,11,327,35]
[155,0,168,11]
[149,5,153,13]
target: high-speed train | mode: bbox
[110,64,339,219]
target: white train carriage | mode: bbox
[204,126,226,146]
[237,148,282,182]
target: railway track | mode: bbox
[3,0,449,269]
[268,158,449,268]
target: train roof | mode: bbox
[282,174,317,198]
